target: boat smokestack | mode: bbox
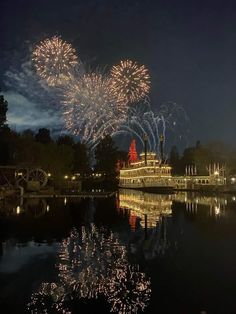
[160,134,164,163]
[144,134,148,165]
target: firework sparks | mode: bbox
[63,73,126,149]
[5,39,189,152]
[32,36,78,86]
[110,60,151,104]
[113,101,189,155]
[28,225,151,314]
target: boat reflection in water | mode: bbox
[118,189,173,259]
[118,189,229,260]
[28,224,151,313]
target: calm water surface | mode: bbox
[1,190,236,313]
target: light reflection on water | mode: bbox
[117,189,231,260]
[28,225,151,313]
[1,190,236,313]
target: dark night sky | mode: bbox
[1,0,236,148]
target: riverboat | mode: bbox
[119,151,175,192]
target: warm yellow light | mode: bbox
[120,175,171,179]
[71,176,76,180]
[47,173,51,177]
[214,206,220,215]
[16,206,21,214]
[64,175,68,179]
[214,171,219,175]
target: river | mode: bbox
[0,190,236,313]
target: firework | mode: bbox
[32,36,78,86]
[112,101,189,156]
[6,40,189,154]
[110,60,151,104]
[63,73,126,149]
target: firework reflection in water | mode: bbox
[28,225,151,313]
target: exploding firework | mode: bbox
[110,60,151,104]
[65,73,115,109]
[32,36,78,86]
[63,73,126,149]
[5,40,189,154]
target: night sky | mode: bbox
[1,0,236,148]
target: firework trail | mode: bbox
[113,100,189,155]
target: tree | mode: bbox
[0,93,9,164]
[14,134,42,166]
[21,129,35,138]
[35,128,52,144]
[94,135,118,176]
[39,143,74,179]
[0,94,8,128]
[169,145,180,174]
[73,142,90,174]
[57,135,75,147]
[0,127,19,165]
[128,139,138,163]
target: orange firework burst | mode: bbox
[110,60,151,104]
[32,36,78,86]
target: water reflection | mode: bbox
[118,189,234,260]
[0,197,48,217]
[174,193,227,217]
[28,225,151,313]
[0,240,56,273]
[119,188,231,222]
[118,189,173,259]
[1,191,236,313]
[118,189,172,228]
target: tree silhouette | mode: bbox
[35,128,52,144]
[0,94,8,128]
[95,135,118,176]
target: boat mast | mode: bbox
[159,134,164,164]
[144,133,148,165]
